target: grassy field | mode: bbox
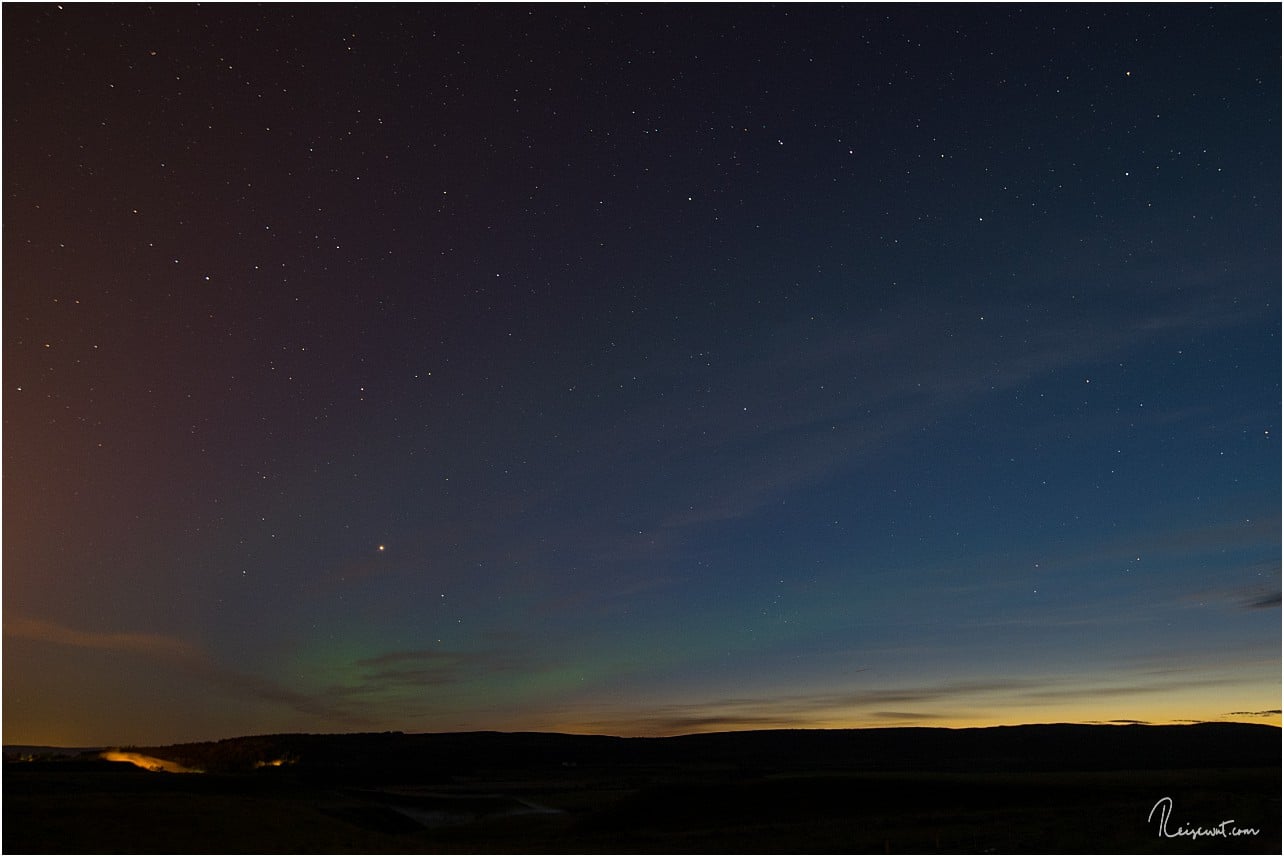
[5,763,1279,853]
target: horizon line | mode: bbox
[7,717,1281,750]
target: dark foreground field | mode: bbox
[5,723,1279,854]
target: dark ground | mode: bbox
[5,723,1279,854]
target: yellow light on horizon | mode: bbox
[100,751,198,773]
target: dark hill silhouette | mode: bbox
[8,723,1279,853]
[128,722,1279,779]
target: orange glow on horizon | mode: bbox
[100,751,199,773]
[254,757,291,768]
[541,704,1283,737]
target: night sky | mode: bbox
[4,4,1280,747]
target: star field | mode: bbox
[4,4,1279,745]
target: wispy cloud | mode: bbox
[1238,592,1281,610]
[5,616,364,725]
[8,617,558,729]
[1221,709,1282,718]
[296,288,1271,623]
[344,647,529,691]
[6,617,198,659]
[871,710,951,721]
[625,714,800,734]
[634,293,1249,536]
[525,290,1264,605]
[566,678,1035,735]
[563,668,1276,736]
[1171,575,1282,613]
[1014,674,1252,701]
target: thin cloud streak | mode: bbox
[608,292,1256,546]
[563,669,1272,736]
[344,647,530,691]
[6,617,198,659]
[1222,709,1282,718]
[1239,592,1281,610]
[6,616,363,725]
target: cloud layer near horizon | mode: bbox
[7,615,1277,743]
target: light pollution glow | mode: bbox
[99,751,198,773]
